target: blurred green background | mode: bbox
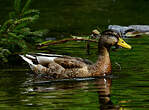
[1,0,149,37]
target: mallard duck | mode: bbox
[20,29,131,79]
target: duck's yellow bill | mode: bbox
[117,38,132,49]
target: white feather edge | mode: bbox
[19,55,37,71]
[20,54,60,70]
[36,53,62,57]
[20,55,50,73]
[19,55,33,65]
[26,54,36,60]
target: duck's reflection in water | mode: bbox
[28,77,120,110]
[96,78,120,110]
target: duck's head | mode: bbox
[99,29,132,49]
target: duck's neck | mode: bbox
[91,45,112,76]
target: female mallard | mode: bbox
[20,30,131,79]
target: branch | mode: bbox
[37,38,98,49]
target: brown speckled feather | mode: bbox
[54,57,86,68]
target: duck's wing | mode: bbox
[53,56,93,69]
[54,57,84,68]
[33,53,93,65]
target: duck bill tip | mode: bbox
[117,38,132,49]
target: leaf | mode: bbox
[8,32,18,38]
[0,19,14,33]
[39,40,53,45]
[23,9,40,16]
[14,23,28,30]
[14,15,39,25]
[8,32,24,40]
[14,28,31,35]
[16,40,27,50]
[22,0,32,13]
[1,49,11,55]
[0,48,11,63]
[14,0,21,13]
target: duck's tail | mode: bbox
[19,54,37,70]
[19,54,50,74]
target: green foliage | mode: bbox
[0,48,11,63]
[0,0,48,64]
[22,0,32,13]
[14,0,21,13]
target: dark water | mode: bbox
[0,0,149,110]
